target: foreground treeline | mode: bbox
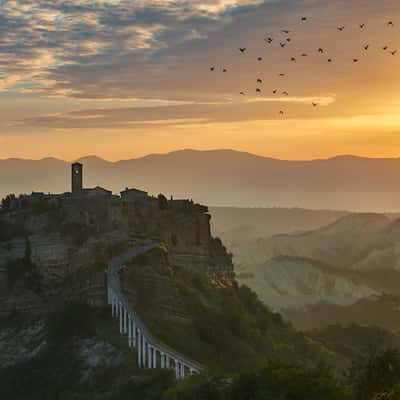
[1,285,400,400]
[166,349,400,400]
[2,345,400,400]
[1,301,399,400]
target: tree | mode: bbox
[158,194,169,210]
[349,349,400,400]
[1,194,14,211]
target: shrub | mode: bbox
[230,360,349,400]
[349,349,400,400]
[61,222,93,246]
[47,300,95,344]
[158,194,169,210]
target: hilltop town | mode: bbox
[0,163,233,316]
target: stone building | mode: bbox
[71,162,83,194]
[1,162,234,290]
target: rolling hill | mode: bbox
[231,212,400,330]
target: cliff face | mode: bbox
[115,197,234,284]
[0,194,234,317]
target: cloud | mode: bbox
[0,0,399,138]
[244,95,336,106]
[0,0,266,96]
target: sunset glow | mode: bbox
[0,0,399,160]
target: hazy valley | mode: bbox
[212,208,400,332]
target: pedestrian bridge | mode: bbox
[106,243,203,379]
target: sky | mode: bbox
[0,0,399,161]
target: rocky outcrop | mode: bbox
[0,190,234,320]
[0,320,46,367]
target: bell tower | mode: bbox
[71,162,83,194]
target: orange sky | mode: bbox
[0,0,399,161]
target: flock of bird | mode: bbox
[209,18,397,116]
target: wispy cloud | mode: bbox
[244,95,336,106]
[0,0,399,160]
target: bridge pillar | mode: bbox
[148,346,152,368]
[142,337,147,367]
[128,315,132,347]
[132,320,136,347]
[123,308,128,334]
[166,356,170,369]
[175,360,180,379]
[119,302,123,333]
[153,347,157,368]
[138,332,142,367]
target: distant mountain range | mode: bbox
[2,149,400,211]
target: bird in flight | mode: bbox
[211,13,396,105]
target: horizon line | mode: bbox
[1,148,400,164]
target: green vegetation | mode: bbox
[0,300,176,400]
[2,298,400,399]
[348,349,400,400]
[158,194,169,210]
[5,237,42,290]
[1,194,15,211]
[309,324,400,363]
[46,300,96,344]
[163,363,343,400]
[0,218,28,242]
[128,253,327,373]
[60,222,95,246]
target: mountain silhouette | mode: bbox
[1,149,400,211]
